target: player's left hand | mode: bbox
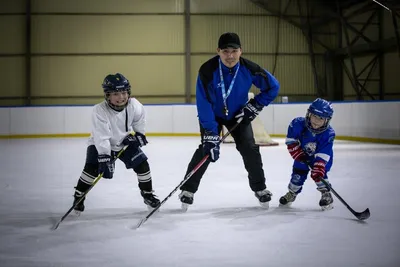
[122,132,148,148]
[311,160,326,182]
[235,98,263,124]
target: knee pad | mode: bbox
[290,168,309,186]
[79,163,98,185]
[293,167,308,176]
[133,160,150,174]
[83,163,98,176]
[134,160,152,185]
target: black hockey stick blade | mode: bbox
[353,208,370,221]
[53,145,129,230]
[135,215,149,229]
[53,208,73,230]
[52,174,103,230]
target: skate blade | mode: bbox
[146,205,160,212]
[279,202,293,207]
[73,210,82,216]
[181,203,190,212]
[320,204,334,211]
[259,201,270,209]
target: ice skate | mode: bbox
[141,190,160,210]
[318,188,333,210]
[279,191,297,207]
[73,195,85,215]
[179,191,194,212]
[254,189,272,209]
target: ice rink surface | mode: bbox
[0,137,399,267]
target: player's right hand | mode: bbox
[98,154,115,179]
[287,142,306,162]
[202,133,220,162]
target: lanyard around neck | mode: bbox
[125,108,128,132]
[218,58,240,116]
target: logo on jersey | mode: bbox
[304,142,317,156]
[217,82,222,88]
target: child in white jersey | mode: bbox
[72,73,160,213]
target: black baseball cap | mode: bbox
[218,32,241,49]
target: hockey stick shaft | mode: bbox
[319,178,370,220]
[53,145,129,230]
[135,119,243,229]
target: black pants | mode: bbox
[180,119,266,193]
[75,145,152,195]
[84,145,148,171]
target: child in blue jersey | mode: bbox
[279,98,335,210]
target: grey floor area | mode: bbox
[0,137,399,267]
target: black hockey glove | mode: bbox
[98,154,115,179]
[203,132,220,162]
[122,132,148,149]
[235,98,263,125]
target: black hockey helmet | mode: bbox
[101,73,131,111]
[102,73,131,94]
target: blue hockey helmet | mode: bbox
[102,73,131,111]
[306,98,333,134]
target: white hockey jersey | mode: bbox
[87,98,146,155]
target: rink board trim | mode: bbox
[0,133,399,145]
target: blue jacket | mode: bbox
[196,56,280,135]
[286,117,336,170]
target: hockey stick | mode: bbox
[52,145,129,230]
[134,119,243,229]
[319,178,370,221]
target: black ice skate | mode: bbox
[254,189,272,209]
[318,188,333,210]
[179,191,194,212]
[141,190,160,210]
[279,191,297,206]
[73,195,85,215]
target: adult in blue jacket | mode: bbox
[179,32,280,211]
